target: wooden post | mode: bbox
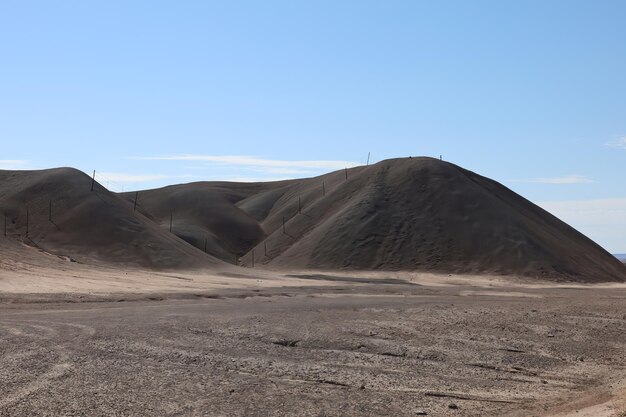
[4,214,6,237]
[48,200,52,222]
[322,181,325,196]
[169,213,173,232]
[344,168,348,180]
[264,241,267,257]
[133,192,138,212]
[204,238,207,253]
[367,152,370,166]
[26,209,29,236]
[91,170,96,191]
[251,249,255,268]
[440,155,442,161]
[282,216,286,234]
[298,197,301,214]
[235,255,238,266]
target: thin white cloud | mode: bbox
[214,176,292,183]
[511,175,593,184]
[534,175,593,184]
[96,172,197,183]
[0,160,28,170]
[262,167,318,175]
[130,155,359,170]
[605,137,626,149]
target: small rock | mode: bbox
[415,411,428,416]
[448,403,458,410]
[541,380,548,384]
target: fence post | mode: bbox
[26,209,29,236]
[204,238,207,253]
[322,181,325,196]
[298,197,301,214]
[48,200,52,222]
[91,170,96,191]
[367,152,370,165]
[169,213,173,232]
[264,241,267,257]
[251,249,255,267]
[344,168,348,180]
[4,214,6,237]
[133,192,138,212]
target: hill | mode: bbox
[243,158,626,282]
[0,168,224,269]
[121,181,281,263]
[129,157,625,282]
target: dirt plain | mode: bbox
[1,263,625,417]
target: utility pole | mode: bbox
[133,192,139,212]
[367,152,370,166]
[91,170,96,191]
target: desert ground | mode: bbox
[1,259,625,417]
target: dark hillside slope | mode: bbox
[239,158,625,282]
[0,168,224,269]
[121,182,284,262]
[123,167,369,263]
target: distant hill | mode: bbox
[0,168,224,270]
[121,181,282,263]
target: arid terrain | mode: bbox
[1,257,625,417]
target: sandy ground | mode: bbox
[1,257,625,416]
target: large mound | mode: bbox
[128,158,625,282]
[121,182,282,263]
[122,169,368,263]
[0,168,224,269]
[237,157,624,282]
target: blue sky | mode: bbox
[1,1,626,252]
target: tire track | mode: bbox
[0,355,72,409]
